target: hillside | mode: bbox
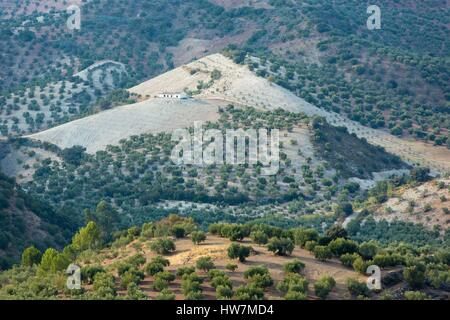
[372,178,450,231]
[0,171,76,269]
[5,106,407,230]
[26,53,450,173]
[95,234,364,300]
[0,60,129,136]
[0,0,448,146]
[27,98,220,153]
[1,215,449,300]
[0,0,448,302]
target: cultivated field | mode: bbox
[1,61,127,135]
[27,98,220,153]
[130,53,450,174]
[27,53,450,172]
[97,235,366,300]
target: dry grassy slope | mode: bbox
[91,235,366,300]
[129,53,450,174]
[373,178,450,231]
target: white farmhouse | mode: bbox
[157,92,188,99]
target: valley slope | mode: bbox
[26,53,450,174]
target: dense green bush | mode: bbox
[191,231,207,245]
[149,238,176,255]
[196,256,215,272]
[227,243,252,262]
[283,259,305,274]
[314,276,336,299]
[267,237,294,256]
[346,278,370,297]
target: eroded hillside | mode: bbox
[372,178,450,231]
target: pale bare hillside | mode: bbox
[373,178,450,231]
[130,53,450,174]
[27,98,220,153]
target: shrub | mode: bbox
[267,237,294,256]
[403,264,426,289]
[227,243,251,262]
[21,246,42,267]
[126,283,147,300]
[293,228,318,247]
[227,225,249,241]
[352,257,370,274]
[314,276,336,299]
[217,224,249,241]
[150,238,176,255]
[176,266,196,277]
[328,238,359,256]
[127,226,141,238]
[235,284,264,300]
[313,245,332,261]
[208,223,222,235]
[207,269,226,280]
[191,231,207,244]
[155,271,176,283]
[181,274,203,298]
[211,275,232,288]
[244,265,270,279]
[216,285,233,300]
[346,278,370,297]
[372,253,405,268]
[196,256,215,272]
[182,273,203,283]
[340,253,361,268]
[156,289,176,300]
[283,259,305,274]
[250,230,269,245]
[335,202,353,217]
[359,241,379,260]
[127,253,147,267]
[284,291,307,300]
[225,263,238,271]
[304,240,317,252]
[92,272,116,298]
[145,262,164,276]
[277,273,309,294]
[152,255,170,267]
[39,248,69,273]
[170,225,186,238]
[141,222,155,238]
[410,167,430,182]
[152,277,169,291]
[121,268,144,288]
[248,273,273,288]
[325,225,348,240]
[81,265,105,284]
[404,291,429,300]
[185,291,204,300]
